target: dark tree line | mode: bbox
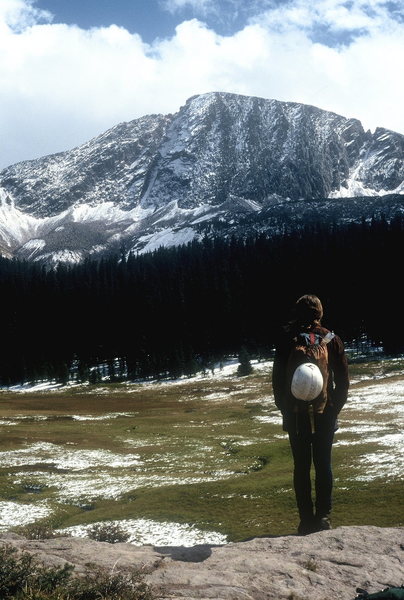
[0,214,403,387]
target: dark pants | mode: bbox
[288,410,336,521]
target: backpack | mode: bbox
[286,329,335,415]
[355,587,404,600]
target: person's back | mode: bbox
[272,294,349,534]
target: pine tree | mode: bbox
[237,346,253,377]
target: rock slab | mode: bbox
[1,526,403,600]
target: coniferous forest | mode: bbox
[0,215,403,387]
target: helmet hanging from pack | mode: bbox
[291,362,324,401]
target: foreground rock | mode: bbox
[1,526,403,599]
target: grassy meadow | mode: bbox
[0,357,403,543]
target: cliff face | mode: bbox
[0,92,403,263]
[2,526,403,599]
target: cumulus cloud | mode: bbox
[0,0,403,169]
[0,0,51,31]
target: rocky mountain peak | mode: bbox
[0,92,402,263]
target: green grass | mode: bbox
[346,356,404,380]
[0,361,403,542]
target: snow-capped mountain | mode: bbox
[0,92,403,263]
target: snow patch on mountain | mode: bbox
[330,159,404,198]
[330,178,404,198]
[138,227,197,254]
[22,239,46,260]
[0,188,41,248]
[70,202,127,224]
[329,176,384,198]
[39,250,85,264]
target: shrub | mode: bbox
[68,565,155,600]
[0,544,73,599]
[14,519,61,540]
[0,544,36,597]
[0,544,156,599]
[87,522,130,544]
[303,557,318,572]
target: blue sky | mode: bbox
[0,0,403,169]
[34,0,181,43]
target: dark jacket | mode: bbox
[272,323,349,419]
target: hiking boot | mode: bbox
[297,518,317,535]
[314,515,332,531]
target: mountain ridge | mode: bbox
[0,92,403,263]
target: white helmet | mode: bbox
[291,362,323,401]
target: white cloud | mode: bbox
[250,0,402,35]
[162,0,214,15]
[0,0,403,169]
[162,0,404,35]
[0,0,51,31]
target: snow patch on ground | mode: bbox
[0,501,52,532]
[355,445,403,481]
[347,380,403,415]
[2,442,142,470]
[60,518,227,547]
[71,412,135,421]
[6,380,84,393]
[254,414,283,425]
[335,380,404,482]
[11,469,236,503]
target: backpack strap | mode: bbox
[321,331,335,345]
[298,331,335,346]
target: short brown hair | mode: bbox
[295,294,323,325]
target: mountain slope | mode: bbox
[0,92,403,263]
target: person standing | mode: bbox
[272,294,349,535]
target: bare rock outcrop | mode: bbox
[1,526,403,599]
